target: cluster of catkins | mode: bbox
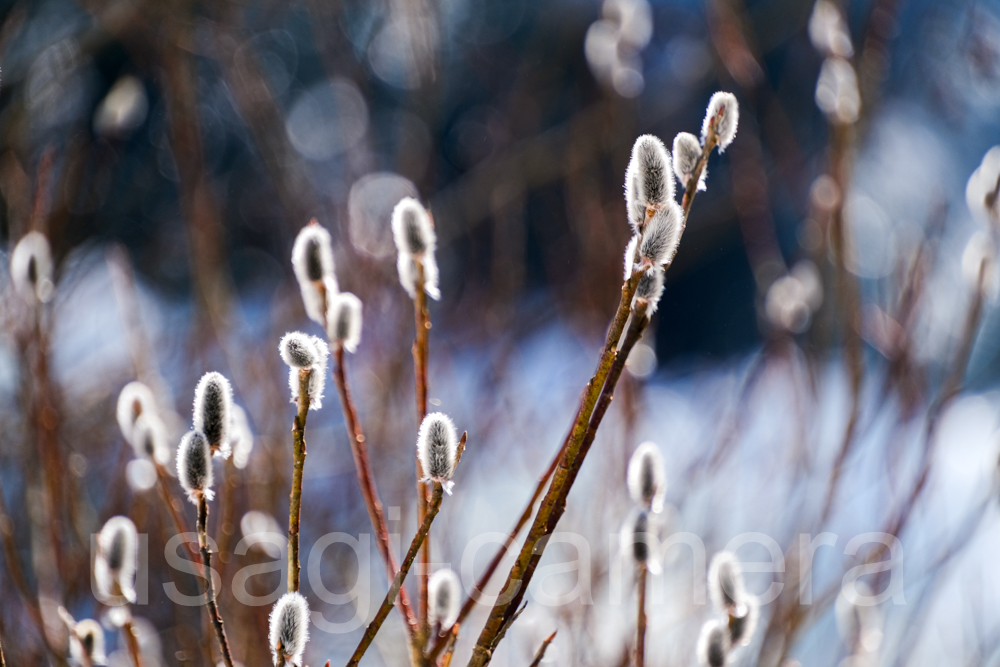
[697,552,760,666]
[809,0,860,125]
[623,92,738,316]
[622,442,667,572]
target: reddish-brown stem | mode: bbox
[197,495,235,667]
[413,258,431,642]
[155,463,198,559]
[288,369,311,593]
[331,346,418,637]
[636,563,647,667]
[122,619,146,667]
[529,631,558,667]
[346,484,445,667]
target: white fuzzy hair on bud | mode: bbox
[417,412,459,494]
[291,222,338,326]
[809,0,853,58]
[230,404,255,470]
[327,292,363,353]
[966,146,1000,227]
[672,132,705,191]
[280,332,319,369]
[815,58,860,125]
[177,430,213,503]
[624,235,640,279]
[10,231,55,304]
[269,591,310,667]
[58,609,108,667]
[627,442,666,512]
[697,618,731,667]
[625,135,673,233]
[428,568,461,631]
[392,197,441,300]
[287,336,329,410]
[131,413,170,466]
[639,201,682,267]
[116,381,157,446]
[95,516,138,603]
[702,92,739,152]
[709,551,746,613]
[193,372,233,458]
[633,267,665,316]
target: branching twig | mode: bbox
[197,494,235,667]
[346,484,445,667]
[331,345,418,637]
[288,368,312,593]
[529,631,558,667]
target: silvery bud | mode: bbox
[627,442,666,512]
[696,618,731,667]
[428,568,461,632]
[269,592,310,667]
[327,292,363,354]
[702,92,739,152]
[94,516,138,604]
[10,231,54,303]
[417,412,459,494]
[177,430,213,503]
[291,222,338,325]
[116,381,157,446]
[625,134,674,233]
[672,132,705,191]
[193,372,233,458]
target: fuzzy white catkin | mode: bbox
[708,551,746,612]
[327,292,363,353]
[230,404,254,470]
[728,595,759,647]
[672,132,705,191]
[116,381,157,445]
[632,267,665,316]
[428,568,461,630]
[269,592,310,667]
[67,617,107,666]
[639,201,682,267]
[702,92,739,152]
[697,618,731,667]
[131,413,170,466]
[177,430,213,502]
[417,412,459,493]
[95,516,138,603]
[10,231,55,304]
[280,332,319,369]
[809,0,853,58]
[292,223,338,325]
[624,134,673,233]
[624,235,640,279]
[966,146,1000,227]
[815,57,859,125]
[627,442,666,512]
[287,336,329,410]
[392,197,441,300]
[193,372,233,458]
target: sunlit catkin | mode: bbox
[672,132,704,190]
[193,372,233,458]
[327,292,363,353]
[639,201,682,267]
[177,430,213,502]
[627,442,666,512]
[625,134,673,233]
[428,568,462,631]
[417,412,459,493]
[702,92,739,152]
[292,222,338,325]
[708,551,746,612]
[10,230,55,303]
[728,596,759,646]
[269,592,310,667]
[95,516,138,603]
[392,197,441,300]
[697,619,731,667]
[633,267,665,316]
[59,609,108,667]
[131,413,170,466]
[280,332,319,369]
[116,381,157,446]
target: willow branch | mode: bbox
[154,463,198,559]
[288,368,312,593]
[346,484,445,667]
[331,346,418,637]
[529,631,558,667]
[636,563,648,667]
[197,495,234,667]
[413,258,431,640]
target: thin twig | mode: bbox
[155,463,198,558]
[121,619,146,667]
[413,258,431,641]
[288,368,312,593]
[529,631,558,667]
[197,494,235,667]
[636,562,647,667]
[331,345,418,637]
[346,484,445,667]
